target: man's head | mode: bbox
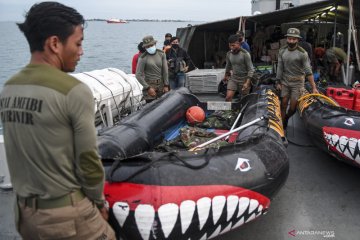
[142,35,157,54]
[18,2,85,72]
[170,36,180,49]
[236,31,245,42]
[165,33,172,41]
[285,28,301,49]
[228,34,241,54]
[138,42,145,53]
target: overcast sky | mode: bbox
[0,0,252,22]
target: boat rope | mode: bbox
[107,150,212,183]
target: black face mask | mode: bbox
[288,42,297,49]
[172,44,179,49]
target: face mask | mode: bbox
[288,42,297,49]
[172,44,179,49]
[146,45,156,54]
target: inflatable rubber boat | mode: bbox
[98,87,289,240]
[298,85,360,167]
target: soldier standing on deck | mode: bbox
[136,35,169,103]
[276,28,318,129]
[223,34,255,102]
[0,2,115,239]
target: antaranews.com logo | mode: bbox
[288,229,335,238]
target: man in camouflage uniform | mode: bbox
[224,34,255,102]
[276,28,318,129]
[136,35,169,102]
[323,47,347,82]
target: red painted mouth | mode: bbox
[104,182,270,210]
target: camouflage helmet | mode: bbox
[285,28,302,38]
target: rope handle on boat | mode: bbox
[189,116,266,152]
[298,93,339,107]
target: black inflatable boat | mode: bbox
[98,87,289,240]
[298,87,360,168]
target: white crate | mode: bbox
[186,69,225,93]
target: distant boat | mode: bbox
[106,18,128,23]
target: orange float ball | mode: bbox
[186,106,205,124]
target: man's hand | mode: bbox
[163,86,169,93]
[276,82,282,91]
[242,80,251,91]
[148,87,156,97]
[98,206,109,221]
[223,75,229,83]
[312,87,319,94]
[183,66,189,73]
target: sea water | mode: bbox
[0,21,194,132]
[0,21,194,88]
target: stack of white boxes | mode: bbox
[186,69,225,93]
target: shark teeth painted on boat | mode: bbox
[112,195,265,240]
[323,130,360,165]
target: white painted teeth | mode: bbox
[245,213,256,223]
[134,204,155,240]
[237,197,250,218]
[232,217,245,229]
[113,202,129,227]
[180,200,196,234]
[197,197,212,230]
[158,203,179,238]
[331,134,339,146]
[212,196,226,225]
[324,132,360,162]
[248,199,259,213]
[339,136,348,152]
[208,225,221,239]
[114,196,266,240]
[226,195,239,221]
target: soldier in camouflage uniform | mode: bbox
[276,28,318,129]
[224,34,255,102]
[136,35,169,102]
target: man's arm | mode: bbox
[224,52,232,81]
[135,56,149,90]
[161,52,169,86]
[67,83,105,206]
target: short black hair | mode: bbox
[165,33,172,38]
[228,34,240,44]
[170,36,179,43]
[17,2,85,53]
[138,42,145,53]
